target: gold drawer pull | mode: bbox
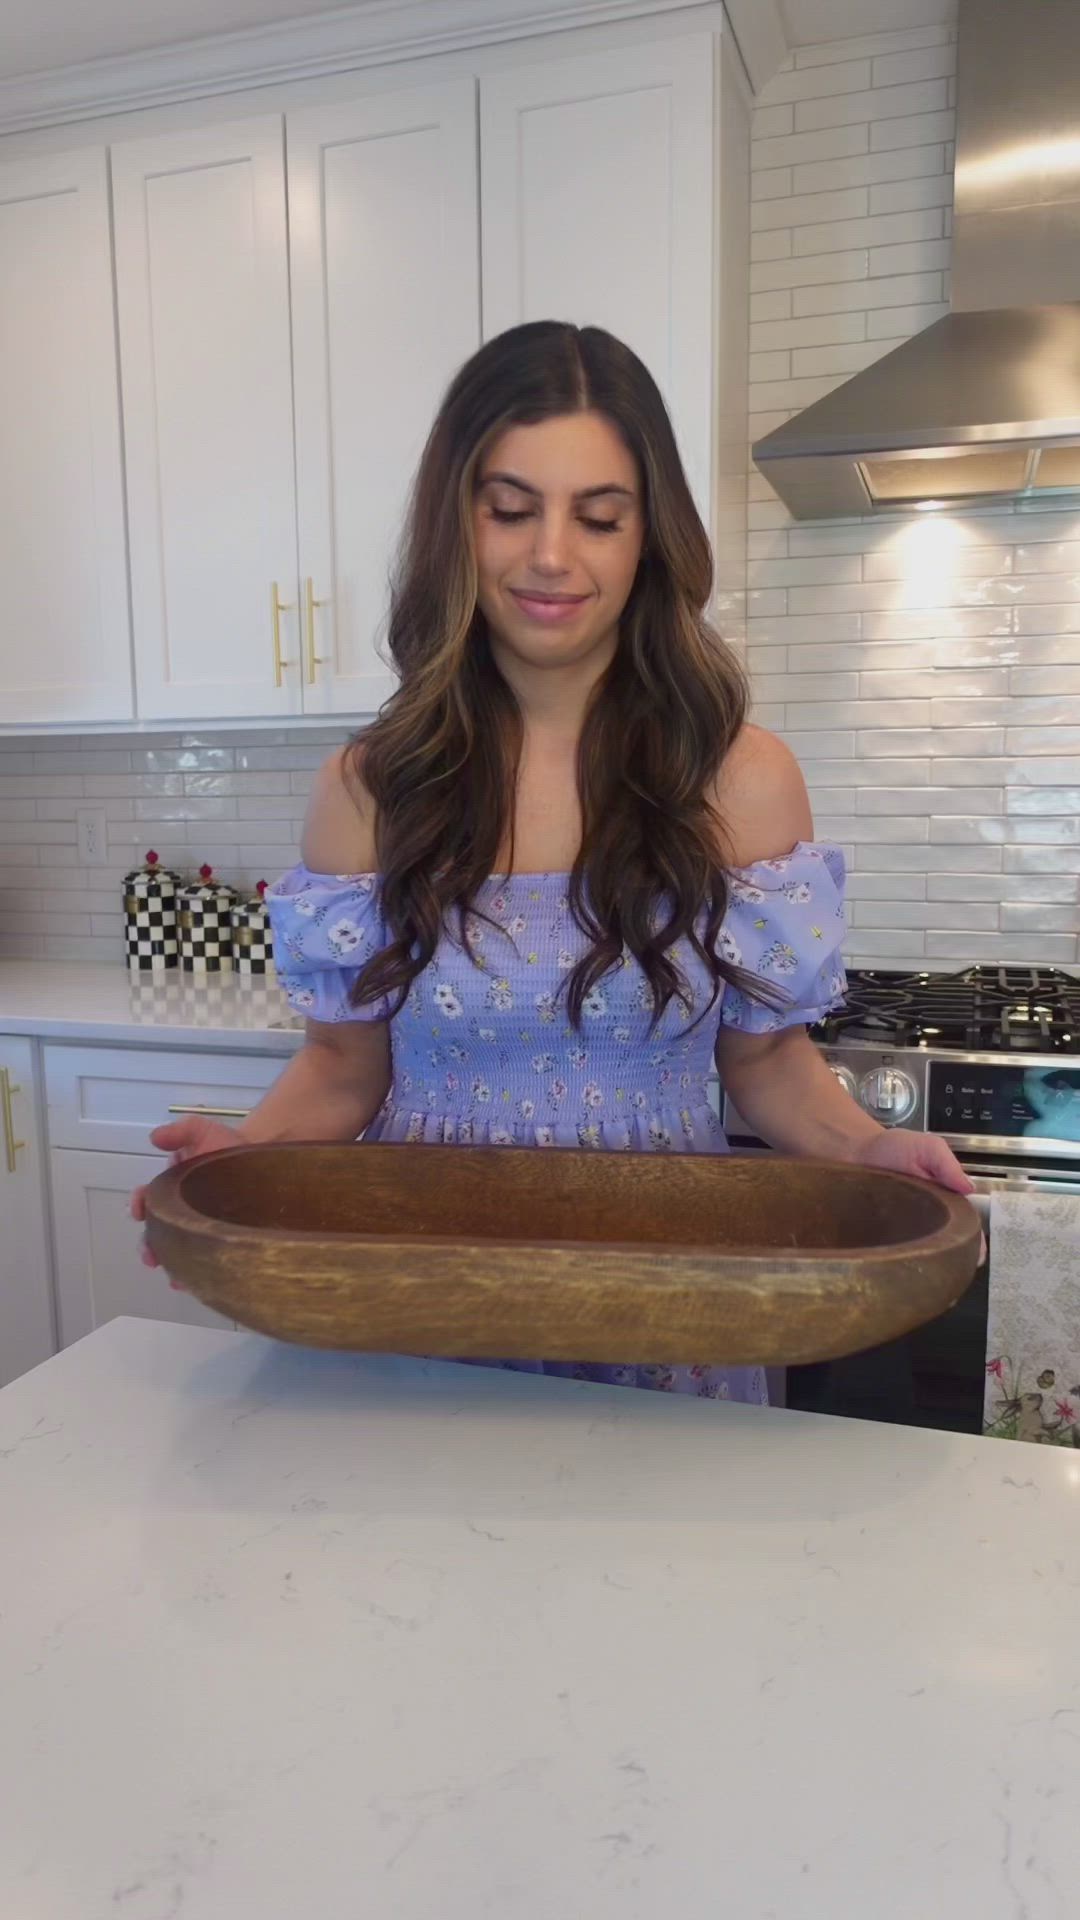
[167,1104,251,1119]
[0,1067,25,1174]
[305,576,329,684]
[271,582,294,687]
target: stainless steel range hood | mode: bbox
[752,0,1080,520]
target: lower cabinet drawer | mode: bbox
[50,1147,234,1347]
[44,1043,285,1153]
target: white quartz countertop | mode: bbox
[0,960,303,1050]
[2,1319,1079,1918]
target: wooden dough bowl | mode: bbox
[143,1143,981,1366]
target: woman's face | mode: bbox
[472,411,645,675]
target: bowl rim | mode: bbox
[144,1142,981,1271]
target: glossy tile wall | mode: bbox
[0,729,345,962]
[747,23,1080,967]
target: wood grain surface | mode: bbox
[143,1143,981,1366]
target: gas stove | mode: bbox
[809,966,1080,1163]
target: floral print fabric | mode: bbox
[266,844,847,1404]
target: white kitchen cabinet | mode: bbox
[0,149,132,724]
[480,36,715,521]
[43,1042,285,1346]
[43,1043,284,1154]
[287,79,480,716]
[0,1039,56,1385]
[49,1147,233,1345]
[112,116,300,720]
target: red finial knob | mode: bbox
[256,879,268,899]
[145,850,159,868]
[199,863,213,883]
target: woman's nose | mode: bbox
[529,511,573,575]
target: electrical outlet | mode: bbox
[76,805,108,867]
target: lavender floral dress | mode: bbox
[267,844,846,1405]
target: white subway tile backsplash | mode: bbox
[752,104,795,140]
[864,844,1002,872]
[751,230,794,263]
[1014,606,1080,635]
[854,900,999,931]
[1000,903,1080,933]
[752,166,794,202]
[794,26,952,67]
[925,932,1077,960]
[751,250,870,292]
[0,726,349,960]
[868,237,950,276]
[749,289,793,322]
[748,554,862,586]
[751,312,867,351]
[870,44,955,87]
[795,144,946,197]
[750,185,868,233]
[753,123,870,170]
[796,77,949,134]
[795,207,943,257]
[790,339,894,377]
[763,58,873,103]
[926,874,1010,902]
[1004,847,1080,874]
[845,930,928,957]
[870,108,955,151]
[846,873,927,898]
[793,270,943,315]
[866,300,948,336]
[868,170,951,214]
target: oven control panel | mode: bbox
[927,1060,1080,1141]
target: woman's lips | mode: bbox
[509,588,591,625]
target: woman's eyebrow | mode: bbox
[479,469,636,501]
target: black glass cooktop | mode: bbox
[814,966,1080,1054]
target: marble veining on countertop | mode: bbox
[0,959,303,1049]
[2,1317,1080,1918]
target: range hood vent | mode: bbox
[752,0,1080,520]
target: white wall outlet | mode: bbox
[76,805,108,867]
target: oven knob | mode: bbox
[859,1066,917,1125]
[830,1064,857,1098]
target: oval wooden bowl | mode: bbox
[143,1143,981,1366]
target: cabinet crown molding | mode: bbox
[0,0,785,137]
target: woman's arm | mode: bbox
[717,1023,880,1161]
[714,726,972,1195]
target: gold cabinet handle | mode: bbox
[168,1104,251,1119]
[271,582,294,687]
[0,1068,25,1175]
[305,576,329,684]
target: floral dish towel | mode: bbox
[984,1187,1080,1445]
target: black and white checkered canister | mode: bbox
[123,853,180,972]
[178,866,237,973]
[230,881,275,976]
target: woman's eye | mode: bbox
[490,506,531,524]
[581,517,620,535]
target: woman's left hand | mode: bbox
[852,1126,973,1195]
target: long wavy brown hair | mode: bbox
[348,320,762,1028]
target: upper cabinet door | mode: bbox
[481,36,715,523]
[0,149,132,724]
[288,80,481,718]
[112,117,299,720]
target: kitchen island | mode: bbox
[2,1317,1078,1918]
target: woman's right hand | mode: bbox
[130,1116,243,1273]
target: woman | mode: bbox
[134,321,970,1403]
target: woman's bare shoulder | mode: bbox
[713,724,814,867]
[299,745,379,874]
